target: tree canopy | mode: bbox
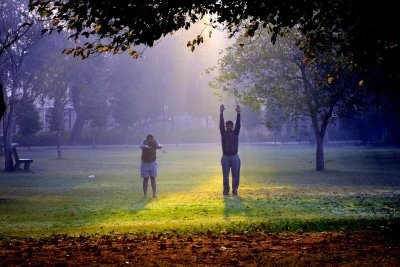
[29,0,399,80]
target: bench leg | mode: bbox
[24,163,31,171]
[14,162,21,170]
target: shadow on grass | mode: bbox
[223,195,254,221]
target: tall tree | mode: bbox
[262,106,288,144]
[15,99,41,149]
[0,0,41,170]
[34,39,74,157]
[47,90,67,159]
[211,31,367,170]
[110,81,140,147]
[0,0,34,120]
[1,31,43,171]
[66,56,111,144]
[84,82,110,149]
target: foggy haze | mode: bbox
[108,23,233,119]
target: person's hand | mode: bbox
[236,104,241,113]
[220,104,225,113]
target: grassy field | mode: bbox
[0,144,399,237]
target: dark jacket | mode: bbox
[219,113,240,155]
[140,139,162,163]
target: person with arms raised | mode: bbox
[219,104,241,196]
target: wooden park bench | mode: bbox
[12,147,33,171]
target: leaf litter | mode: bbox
[0,230,399,266]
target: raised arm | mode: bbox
[219,104,225,135]
[234,105,241,133]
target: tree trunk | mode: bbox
[57,143,61,159]
[309,113,326,171]
[0,84,5,121]
[91,125,96,149]
[3,108,15,171]
[315,134,325,171]
[3,135,13,171]
[27,136,31,151]
[56,131,62,159]
[0,84,11,170]
[68,113,85,144]
[124,127,129,148]
[68,86,86,145]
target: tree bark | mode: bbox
[68,113,85,144]
[124,126,129,148]
[27,136,31,151]
[3,107,15,171]
[91,125,96,149]
[57,143,61,159]
[310,118,326,171]
[0,84,5,121]
[55,131,62,159]
[315,133,325,171]
[68,86,85,145]
[299,63,328,172]
[3,136,14,171]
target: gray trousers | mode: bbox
[221,154,241,195]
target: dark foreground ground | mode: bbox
[1,230,399,266]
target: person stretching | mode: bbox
[140,133,162,199]
[219,104,241,196]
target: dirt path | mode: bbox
[1,230,399,266]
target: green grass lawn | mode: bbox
[0,144,399,237]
